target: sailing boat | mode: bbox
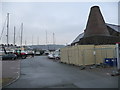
[0,13,10,45]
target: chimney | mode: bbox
[84,6,110,37]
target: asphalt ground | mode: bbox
[2,60,20,87]
[3,56,119,88]
[2,60,20,78]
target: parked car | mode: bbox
[47,50,60,60]
[35,51,41,55]
[44,50,50,55]
[48,52,55,59]
[54,50,60,60]
[14,50,27,59]
[26,50,34,57]
[2,53,17,60]
[20,51,27,59]
[0,47,17,60]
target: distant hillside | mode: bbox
[28,44,65,50]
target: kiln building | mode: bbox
[71,6,120,45]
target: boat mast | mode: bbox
[6,13,9,45]
[46,30,48,45]
[53,32,55,45]
[13,26,16,46]
[37,36,39,45]
[32,35,33,45]
[20,23,23,47]
[25,40,27,46]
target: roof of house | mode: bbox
[106,23,120,33]
[72,33,84,44]
[71,24,120,45]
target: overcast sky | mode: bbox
[1,2,118,45]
